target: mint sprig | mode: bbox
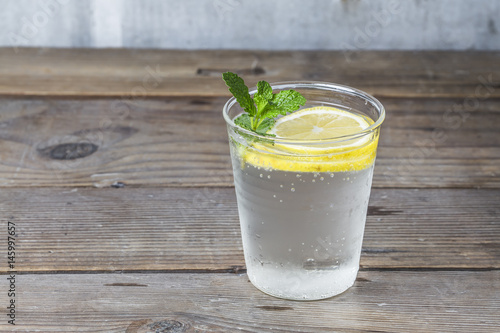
[223,72,306,136]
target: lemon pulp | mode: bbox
[240,106,379,172]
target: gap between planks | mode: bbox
[3,267,499,276]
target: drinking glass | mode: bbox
[223,82,385,300]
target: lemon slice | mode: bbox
[241,106,379,172]
[269,106,370,140]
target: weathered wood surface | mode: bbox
[0,97,498,188]
[0,49,498,332]
[0,271,498,332]
[1,187,498,273]
[0,49,499,98]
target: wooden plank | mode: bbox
[1,187,498,273]
[0,97,232,188]
[0,97,499,188]
[0,49,499,98]
[0,271,498,332]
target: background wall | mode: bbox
[1,0,499,50]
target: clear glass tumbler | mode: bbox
[223,82,385,300]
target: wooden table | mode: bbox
[0,48,499,332]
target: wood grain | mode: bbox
[0,271,497,332]
[1,49,498,332]
[0,49,499,98]
[0,97,498,188]
[1,187,498,273]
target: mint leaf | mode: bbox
[234,114,253,132]
[222,72,306,139]
[254,80,273,113]
[255,118,275,136]
[264,90,307,118]
[234,114,275,138]
[222,72,257,117]
[234,114,274,144]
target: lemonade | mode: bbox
[223,80,385,300]
[232,158,374,300]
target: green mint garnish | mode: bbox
[223,72,306,136]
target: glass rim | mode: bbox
[222,81,385,145]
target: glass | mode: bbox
[223,82,385,300]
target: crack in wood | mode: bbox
[196,66,266,77]
[367,206,403,216]
[189,99,211,105]
[256,306,294,311]
[362,248,400,254]
[228,265,246,274]
[104,283,148,287]
[355,277,371,282]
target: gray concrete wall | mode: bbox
[1,0,499,50]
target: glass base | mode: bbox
[247,265,358,301]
